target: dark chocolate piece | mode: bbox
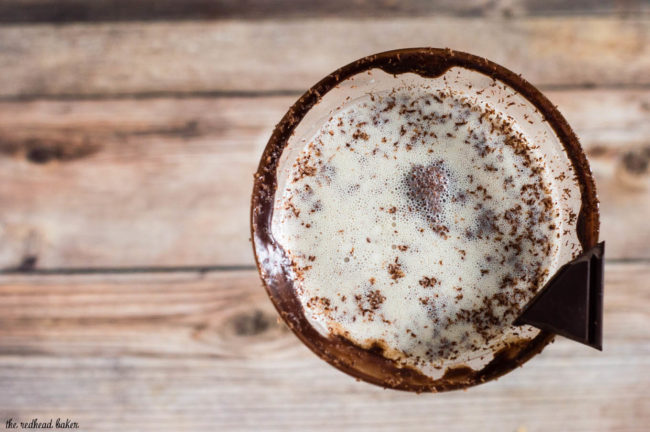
[514,242,604,350]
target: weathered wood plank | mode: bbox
[0,17,648,98]
[0,90,647,270]
[0,0,644,23]
[0,96,285,269]
[0,264,646,358]
[0,263,647,431]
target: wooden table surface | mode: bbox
[0,1,649,431]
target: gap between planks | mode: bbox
[0,258,647,276]
[0,83,650,104]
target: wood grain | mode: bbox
[0,96,287,269]
[1,0,644,23]
[1,17,649,99]
[0,263,647,431]
[1,5,647,431]
[0,90,647,270]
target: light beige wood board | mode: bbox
[0,17,648,98]
[0,90,647,270]
[0,263,648,431]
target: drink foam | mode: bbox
[271,87,561,375]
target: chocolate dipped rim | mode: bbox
[251,48,599,392]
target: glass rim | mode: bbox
[250,47,600,392]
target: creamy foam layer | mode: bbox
[271,87,561,375]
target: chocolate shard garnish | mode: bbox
[514,242,605,350]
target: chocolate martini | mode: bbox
[251,49,600,391]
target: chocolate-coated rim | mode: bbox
[250,48,600,392]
